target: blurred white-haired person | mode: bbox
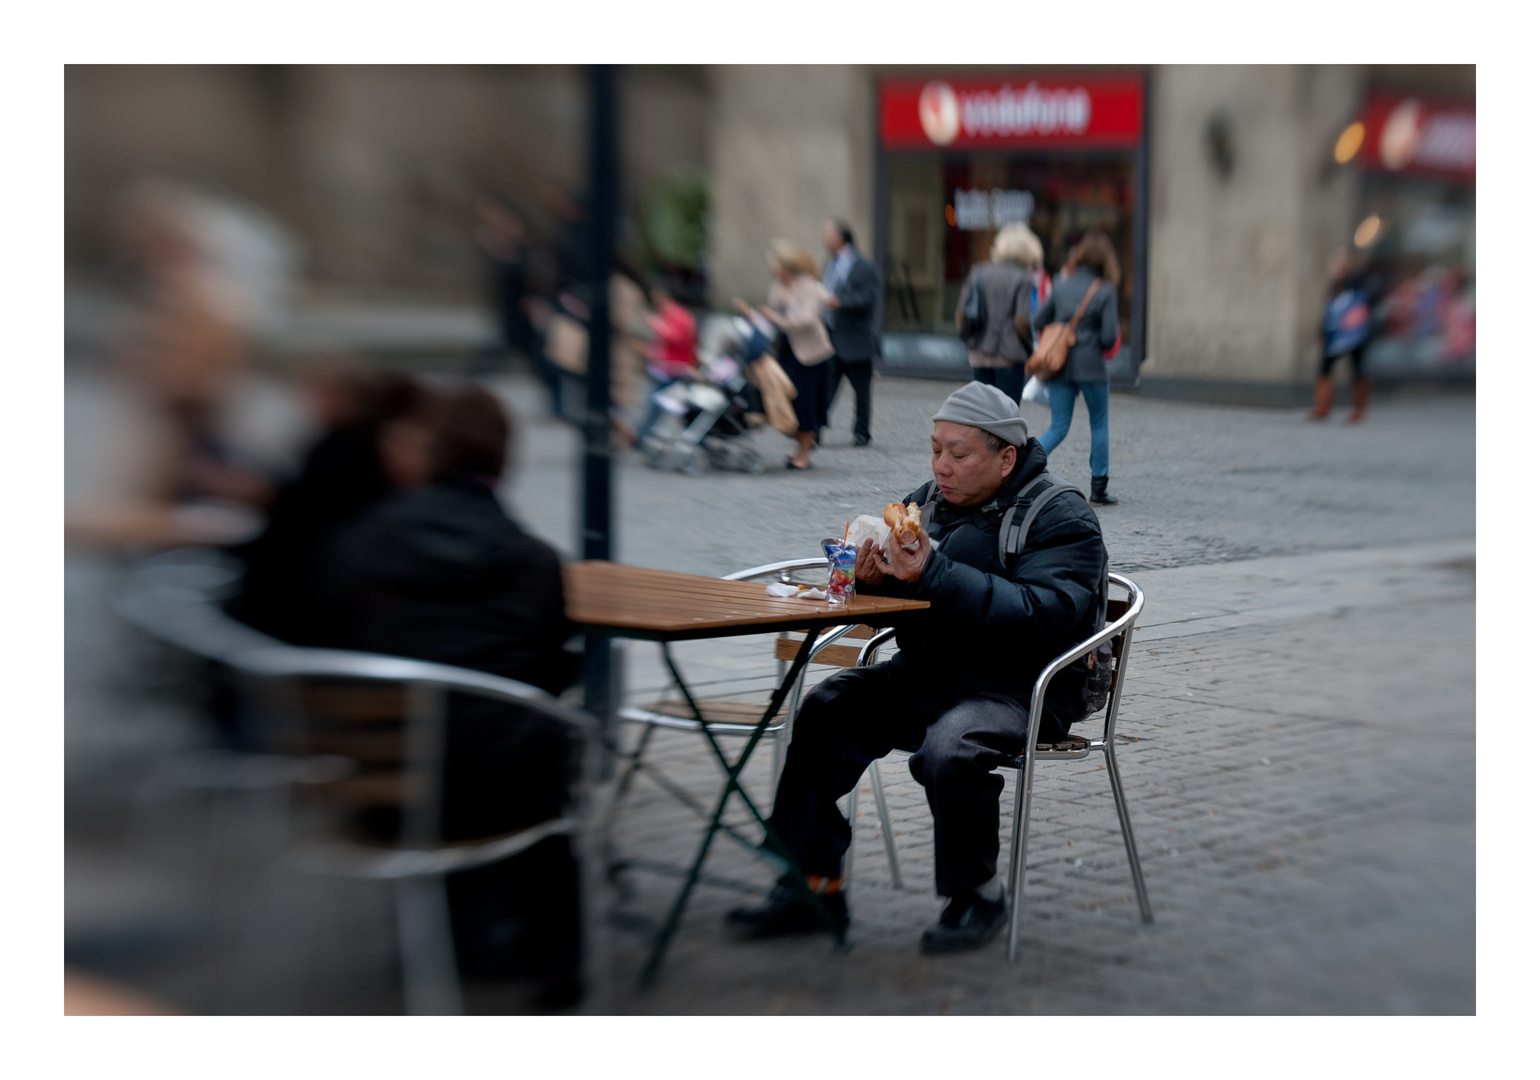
[954,223,1046,405]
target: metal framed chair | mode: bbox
[236,646,599,1014]
[608,557,903,890]
[115,550,605,1014]
[116,549,361,861]
[855,571,1150,958]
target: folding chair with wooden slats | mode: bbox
[607,557,904,891]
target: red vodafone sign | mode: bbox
[1358,93,1475,183]
[881,74,1144,151]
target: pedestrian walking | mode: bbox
[820,220,881,446]
[1309,248,1385,423]
[735,240,835,471]
[1032,231,1123,506]
[955,223,1046,405]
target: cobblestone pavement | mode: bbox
[487,372,1474,1014]
[595,541,1474,1014]
[63,371,1475,1014]
[492,372,1473,575]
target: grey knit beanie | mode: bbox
[931,382,1031,447]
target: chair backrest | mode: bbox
[1030,572,1143,747]
[854,571,1143,743]
[118,548,594,846]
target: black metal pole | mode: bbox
[582,64,619,768]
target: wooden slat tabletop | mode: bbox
[563,561,929,641]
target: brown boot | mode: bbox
[1347,378,1370,423]
[1308,375,1334,419]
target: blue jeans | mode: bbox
[1038,380,1110,478]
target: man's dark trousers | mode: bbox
[826,356,873,443]
[765,659,1070,898]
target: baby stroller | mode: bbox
[639,321,766,477]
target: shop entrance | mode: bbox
[875,72,1146,385]
[884,152,1135,348]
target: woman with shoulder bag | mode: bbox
[1031,231,1123,505]
[735,240,835,470]
[954,223,1043,403]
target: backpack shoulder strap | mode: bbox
[997,472,1086,568]
[916,480,941,532]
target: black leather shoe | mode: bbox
[726,879,850,939]
[852,434,871,447]
[920,892,1007,954]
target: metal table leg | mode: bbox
[636,629,845,989]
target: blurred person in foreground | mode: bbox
[1309,247,1386,423]
[735,240,835,470]
[226,366,442,646]
[955,223,1046,406]
[634,279,699,445]
[113,178,277,508]
[1032,231,1123,506]
[728,383,1107,953]
[820,220,881,447]
[112,177,297,508]
[324,385,584,1006]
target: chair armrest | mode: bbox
[1023,575,1144,747]
[857,627,898,666]
[236,646,598,741]
[721,557,827,582]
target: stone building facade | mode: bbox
[66,64,1473,395]
[706,63,1474,397]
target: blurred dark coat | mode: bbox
[325,474,581,977]
[227,421,394,645]
[827,253,881,361]
[326,473,578,835]
[327,474,575,702]
[958,261,1036,366]
[1032,266,1120,384]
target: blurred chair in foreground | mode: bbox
[116,551,602,1014]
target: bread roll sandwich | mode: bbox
[884,501,923,549]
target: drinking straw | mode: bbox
[843,521,850,544]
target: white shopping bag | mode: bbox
[1022,375,1051,408]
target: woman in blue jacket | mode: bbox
[1032,232,1123,506]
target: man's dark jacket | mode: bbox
[828,253,881,361]
[325,473,579,835]
[858,438,1106,733]
[324,474,582,977]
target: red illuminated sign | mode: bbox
[880,75,1144,151]
[1358,93,1475,183]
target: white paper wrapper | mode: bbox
[765,583,829,600]
[847,514,891,554]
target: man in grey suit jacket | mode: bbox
[821,220,881,446]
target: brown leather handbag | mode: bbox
[1027,278,1101,377]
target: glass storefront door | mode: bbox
[883,151,1137,350]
